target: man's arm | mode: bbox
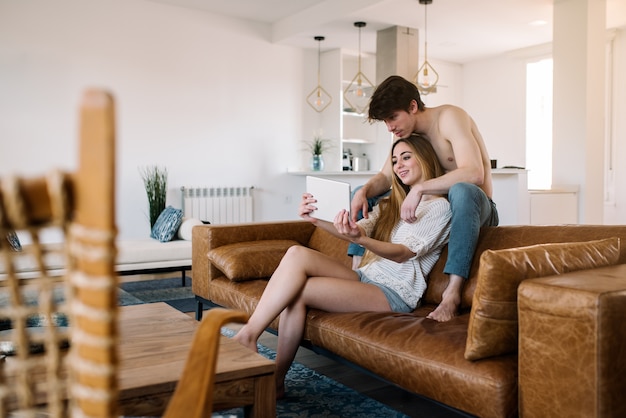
[350,154,393,222]
[401,107,485,222]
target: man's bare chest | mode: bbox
[428,137,457,170]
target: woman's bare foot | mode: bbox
[232,326,259,353]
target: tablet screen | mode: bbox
[305,176,351,222]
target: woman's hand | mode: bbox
[299,193,318,223]
[333,209,361,241]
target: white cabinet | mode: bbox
[491,169,530,225]
[319,49,392,173]
[529,187,579,225]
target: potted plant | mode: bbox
[139,165,168,228]
[304,134,332,171]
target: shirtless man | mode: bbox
[351,75,499,322]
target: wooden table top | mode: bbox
[2,302,275,416]
[118,302,275,400]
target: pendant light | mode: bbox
[343,22,375,114]
[306,36,332,112]
[414,0,439,95]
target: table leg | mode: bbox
[244,373,275,418]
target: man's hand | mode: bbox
[350,186,370,222]
[400,186,423,223]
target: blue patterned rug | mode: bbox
[215,327,409,418]
[118,277,197,311]
[120,278,409,418]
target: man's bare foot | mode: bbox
[427,296,460,322]
[427,275,463,322]
[232,327,259,353]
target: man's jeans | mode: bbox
[444,182,499,279]
[347,185,390,257]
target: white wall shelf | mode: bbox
[317,49,392,172]
[287,170,377,176]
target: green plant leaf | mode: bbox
[139,165,168,228]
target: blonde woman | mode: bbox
[234,134,451,398]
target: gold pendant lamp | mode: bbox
[343,21,375,114]
[306,36,332,112]
[414,0,439,95]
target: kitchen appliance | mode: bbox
[353,154,369,171]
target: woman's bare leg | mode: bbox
[274,300,307,398]
[273,273,392,398]
[233,245,357,352]
[234,245,393,398]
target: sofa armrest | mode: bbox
[518,264,626,417]
[191,221,316,297]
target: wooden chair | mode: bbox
[0,89,248,417]
[163,308,248,418]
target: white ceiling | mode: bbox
[148,0,626,63]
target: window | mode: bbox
[525,58,553,190]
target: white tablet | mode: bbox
[305,176,351,222]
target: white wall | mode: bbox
[0,0,305,238]
[604,28,626,224]
[461,33,626,225]
[2,1,625,235]
[462,50,530,169]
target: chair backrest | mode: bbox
[0,89,118,417]
[164,308,248,418]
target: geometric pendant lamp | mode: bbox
[414,0,439,95]
[306,36,332,112]
[343,22,375,114]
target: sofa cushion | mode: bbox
[207,240,300,281]
[177,217,203,241]
[5,231,22,251]
[464,237,620,361]
[116,238,191,266]
[150,206,183,242]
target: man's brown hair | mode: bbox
[368,75,425,122]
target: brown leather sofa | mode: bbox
[191,222,626,417]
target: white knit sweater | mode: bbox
[357,197,451,309]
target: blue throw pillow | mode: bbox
[150,206,183,242]
[5,231,22,251]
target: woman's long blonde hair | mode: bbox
[359,134,445,267]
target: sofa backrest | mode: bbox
[424,225,626,309]
[308,227,352,268]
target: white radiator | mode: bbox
[181,186,254,224]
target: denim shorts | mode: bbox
[356,270,413,313]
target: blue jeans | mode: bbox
[347,185,391,257]
[444,182,499,279]
[356,270,412,313]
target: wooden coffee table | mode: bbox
[118,302,276,417]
